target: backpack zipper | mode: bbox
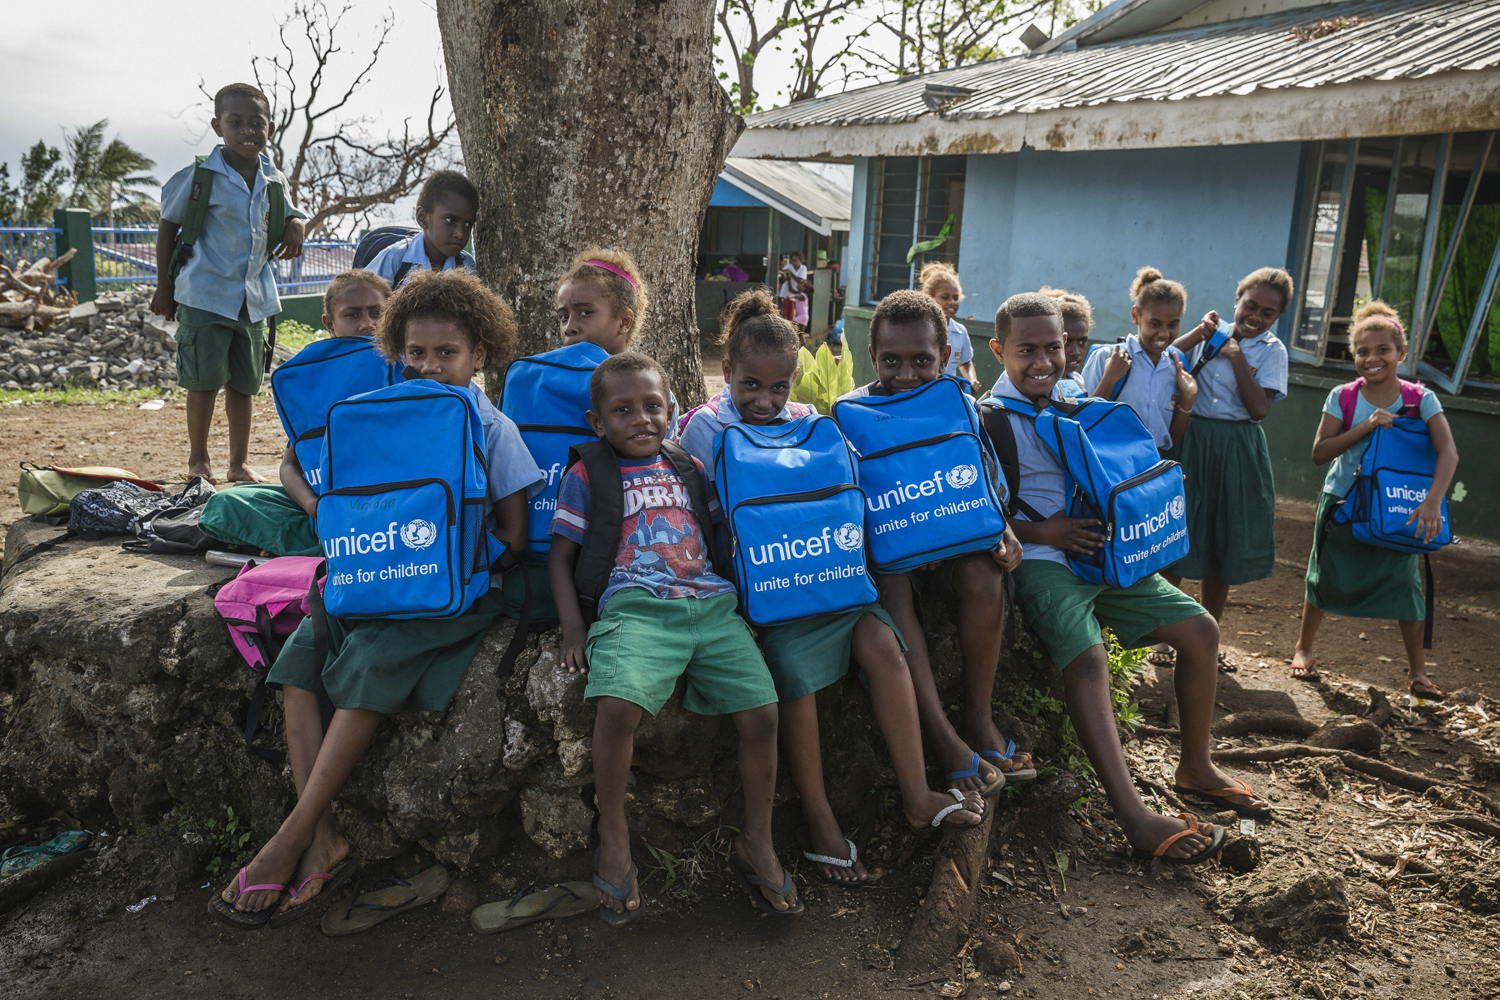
[323,477,454,521]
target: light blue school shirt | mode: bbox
[470,385,546,503]
[675,386,815,467]
[1319,385,1442,498]
[944,318,974,377]
[1187,327,1287,422]
[364,233,475,287]
[1081,335,1181,449]
[161,147,303,323]
[988,374,1071,567]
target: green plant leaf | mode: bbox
[907,214,955,263]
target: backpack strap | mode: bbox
[1189,329,1226,377]
[168,158,214,279]
[266,178,287,257]
[978,400,1047,522]
[1337,378,1365,431]
[570,441,625,617]
[1397,378,1425,416]
[392,260,417,288]
[660,440,729,581]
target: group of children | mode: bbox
[170,83,1457,932]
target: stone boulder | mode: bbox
[0,520,751,872]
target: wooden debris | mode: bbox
[0,252,79,331]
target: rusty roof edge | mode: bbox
[736,69,1500,160]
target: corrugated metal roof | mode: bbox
[746,0,1500,131]
[720,158,852,234]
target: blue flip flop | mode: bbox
[729,854,804,917]
[948,751,1005,797]
[981,738,1038,783]
[592,851,643,927]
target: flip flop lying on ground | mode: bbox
[0,831,92,915]
[981,738,1038,782]
[319,864,450,937]
[1409,677,1445,701]
[948,752,1005,797]
[471,881,599,933]
[1147,647,1177,668]
[794,827,880,888]
[592,852,643,927]
[208,866,288,930]
[1133,813,1225,866]
[268,857,359,929]
[1173,777,1272,819]
[729,854,803,917]
[929,788,984,828]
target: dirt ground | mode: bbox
[3,394,1498,1000]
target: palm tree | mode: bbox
[65,120,159,225]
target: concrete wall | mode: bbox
[951,143,1305,337]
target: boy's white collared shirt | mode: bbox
[990,373,1071,566]
[161,146,301,322]
[1080,334,1180,449]
[365,233,476,287]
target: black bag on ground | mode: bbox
[123,478,219,554]
[68,481,176,538]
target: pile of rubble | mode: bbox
[0,286,176,392]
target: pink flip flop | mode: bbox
[269,858,359,928]
[208,866,289,930]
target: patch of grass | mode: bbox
[0,386,173,406]
[640,825,734,906]
[275,320,322,353]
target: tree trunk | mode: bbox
[436,0,742,406]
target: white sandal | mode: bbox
[930,788,984,828]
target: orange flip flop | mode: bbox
[1134,813,1225,866]
[1174,777,1272,819]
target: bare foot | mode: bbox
[733,834,797,912]
[273,832,351,916]
[218,835,301,914]
[1289,650,1321,681]
[1121,811,1218,861]
[904,788,984,830]
[226,465,263,484]
[188,457,216,484]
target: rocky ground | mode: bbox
[0,288,177,392]
[1,394,1497,1000]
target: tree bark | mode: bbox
[436,0,742,406]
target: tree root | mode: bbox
[897,802,999,971]
[1213,743,1500,820]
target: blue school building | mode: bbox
[737,0,1500,540]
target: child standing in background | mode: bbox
[1039,286,1093,398]
[1082,267,1198,453]
[152,82,307,483]
[362,171,478,289]
[919,262,979,393]
[778,251,810,332]
[1292,301,1457,698]
[1168,267,1294,668]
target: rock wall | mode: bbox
[0,287,176,392]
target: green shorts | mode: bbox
[758,604,904,702]
[175,303,266,394]
[1012,560,1206,670]
[584,589,776,716]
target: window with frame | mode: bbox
[865,156,966,302]
[1290,131,1500,394]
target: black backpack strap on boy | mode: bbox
[978,401,1047,523]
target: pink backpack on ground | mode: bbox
[213,556,324,757]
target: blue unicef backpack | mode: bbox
[501,342,607,561]
[832,376,1007,573]
[712,414,877,625]
[314,380,509,619]
[271,337,400,492]
[981,396,1188,588]
[1329,379,1451,554]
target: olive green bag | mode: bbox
[18,463,160,516]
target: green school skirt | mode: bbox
[758,604,905,702]
[266,590,505,714]
[1174,416,1276,585]
[1305,492,1424,620]
[200,483,319,556]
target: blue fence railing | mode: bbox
[91,224,159,287]
[0,221,66,284]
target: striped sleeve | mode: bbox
[550,461,591,543]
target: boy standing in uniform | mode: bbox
[151,83,306,483]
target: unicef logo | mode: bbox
[1169,495,1186,521]
[946,464,978,490]
[833,522,863,552]
[400,518,438,550]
